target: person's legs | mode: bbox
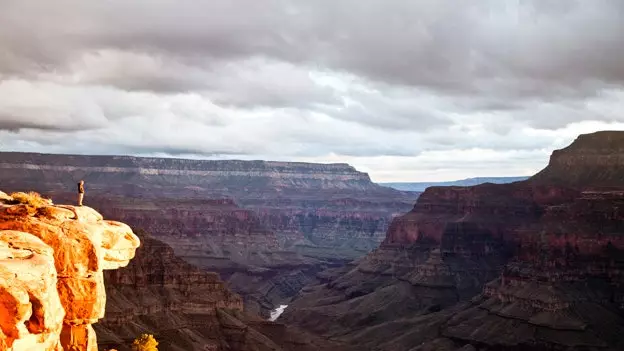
[78,193,84,206]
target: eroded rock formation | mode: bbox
[0,154,415,253]
[97,233,348,351]
[0,230,63,351]
[0,192,140,351]
[283,131,624,350]
[77,195,347,318]
[0,154,416,315]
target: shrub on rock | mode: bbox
[132,334,159,351]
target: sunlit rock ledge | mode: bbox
[0,191,140,351]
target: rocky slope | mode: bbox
[97,232,348,351]
[282,131,624,350]
[0,191,140,351]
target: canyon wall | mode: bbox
[0,191,140,351]
[0,154,415,249]
[283,131,624,350]
[0,190,345,351]
[60,194,349,317]
[97,232,349,351]
[0,154,415,314]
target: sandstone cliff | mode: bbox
[0,191,140,351]
[283,131,624,350]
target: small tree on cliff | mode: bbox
[132,334,159,351]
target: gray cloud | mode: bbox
[1,0,624,181]
[4,1,624,99]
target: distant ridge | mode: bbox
[381,176,529,192]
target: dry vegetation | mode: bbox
[132,334,159,351]
[9,191,52,208]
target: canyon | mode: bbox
[0,191,346,351]
[0,156,414,250]
[0,155,416,315]
[282,131,624,350]
[97,231,347,351]
[3,130,624,350]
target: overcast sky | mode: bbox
[1,1,623,182]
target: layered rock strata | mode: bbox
[0,154,415,315]
[43,194,356,317]
[97,233,348,351]
[531,130,624,188]
[283,131,624,350]
[0,154,415,251]
[407,251,624,351]
[0,191,140,351]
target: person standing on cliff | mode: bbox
[77,180,85,206]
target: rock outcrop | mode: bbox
[0,230,63,351]
[0,191,140,351]
[282,131,624,350]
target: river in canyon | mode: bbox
[269,305,289,321]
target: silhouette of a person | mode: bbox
[77,180,85,206]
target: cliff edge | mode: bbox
[0,191,140,351]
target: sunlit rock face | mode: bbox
[0,192,140,351]
[0,230,64,351]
